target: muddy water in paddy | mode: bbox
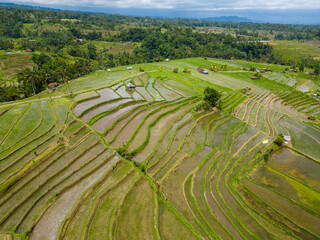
[267,147,320,190]
[74,88,120,116]
[81,98,132,122]
[104,104,147,142]
[92,102,145,133]
[136,87,154,101]
[130,89,145,100]
[29,155,119,240]
[73,91,99,102]
[116,86,131,98]
[111,82,122,90]
[111,105,162,147]
[146,77,164,101]
[133,101,199,162]
[154,81,181,101]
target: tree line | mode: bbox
[0,6,319,102]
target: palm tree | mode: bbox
[21,68,37,96]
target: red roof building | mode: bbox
[25,49,32,52]
[48,82,59,87]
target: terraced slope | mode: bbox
[0,59,319,240]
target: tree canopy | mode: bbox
[204,87,221,108]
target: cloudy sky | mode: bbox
[1,0,320,23]
[4,0,320,10]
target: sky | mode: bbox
[1,0,320,24]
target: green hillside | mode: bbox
[0,58,320,240]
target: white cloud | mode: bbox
[5,0,320,9]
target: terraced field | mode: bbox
[0,58,319,240]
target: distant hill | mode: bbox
[0,2,60,11]
[201,16,257,23]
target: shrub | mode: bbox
[69,92,76,98]
[210,65,217,71]
[241,87,251,94]
[133,161,146,173]
[195,103,203,112]
[204,87,221,108]
[183,68,191,73]
[274,134,284,147]
[195,102,210,112]
[307,116,316,121]
[129,79,135,85]
[173,68,179,73]
[116,144,134,159]
[254,72,262,79]
[139,67,144,72]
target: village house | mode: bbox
[251,76,259,80]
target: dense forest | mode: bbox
[0,5,320,101]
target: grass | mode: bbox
[0,53,33,81]
[273,40,320,62]
[0,102,42,150]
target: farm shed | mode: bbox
[284,135,291,144]
[127,82,135,89]
[197,67,208,74]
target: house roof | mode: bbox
[48,82,58,87]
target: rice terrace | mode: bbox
[0,57,320,240]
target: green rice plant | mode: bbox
[0,102,42,154]
[0,104,30,146]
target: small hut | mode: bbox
[284,135,291,144]
[127,82,135,89]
